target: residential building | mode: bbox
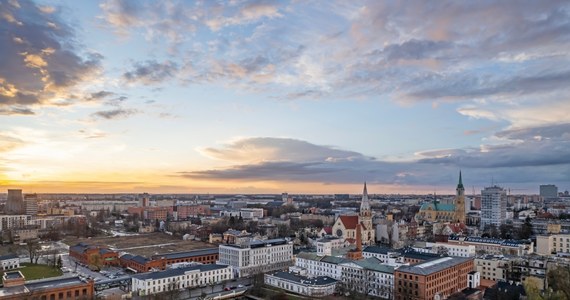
[536,234,570,255]
[474,256,509,281]
[426,242,476,257]
[480,186,507,230]
[131,264,232,296]
[0,254,19,271]
[265,271,337,298]
[0,215,31,231]
[174,205,210,219]
[23,194,38,216]
[394,257,475,300]
[448,236,534,256]
[218,238,293,277]
[239,208,264,219]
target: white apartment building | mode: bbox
[426,242,476,257]
[218,238,293,277]
[480,186,507,230]
[0,215,31,231]
[0,254,20,271]
[536,234,570,255]
[131,264,231,296]
[295,252,395,299]
[265,271,337,298]
[362,246,402,265]
[475,256,509,281]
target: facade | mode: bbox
[448,236,534,256]
[69,243,119,268]
[540,184,558,200]
[480,186,507,230]
[536,234,570,255]
[218,238,293,277]
[175,205,210,219]
[394,257,474,300]
[23,194,38,216]
[265,271,337,297]
[332,183,375,245]
[427,242,476,257]
[120,254,166,273]
[415,172,466,223]
[0,254,19,271]
[295,252,395,299]
[0,273,94,300]
[5,189,24,215]
[475,256,509,282]
[152,248,219,266]
[131,264,232,296]
[239,208,264,219]
[0,215,31,231]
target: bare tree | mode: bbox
[25,240,41,264]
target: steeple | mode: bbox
[457,170,464,189]
[360,182,371,217]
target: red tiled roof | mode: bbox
[339,215,359,229]
[322,226,332,234]
[447,223,467,234]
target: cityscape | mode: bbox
[1,1,570,300]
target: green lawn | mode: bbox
[1,263,63,284]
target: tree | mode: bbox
[500,223,514,239]
[88,254,103,271]
[56,255,62,269]
[547,265,570,300]
[25,240,41,264]
[519,217,533,239]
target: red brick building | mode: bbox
[0,272,94,300]
[175,205,211,219]
[152,248,219,266]
[394,257,474,300]
[120,254,166,273]
[69,242,119,268]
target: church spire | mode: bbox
[360,182,371,217]
[457,170,464,189]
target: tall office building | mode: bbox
[480,186,507,230]
[540,184,558,201]
[24,194,38,215]
[5,189,25,214]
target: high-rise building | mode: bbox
[24,194,38,215]
[540,184,558,201]
[5,189,24,215]
[480,186,507,230]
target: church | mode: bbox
[332,183,375,245]
[415,171,466,224]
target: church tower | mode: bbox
[359,182,374,245]
[454,171,466,223]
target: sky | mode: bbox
[0,0,569,194]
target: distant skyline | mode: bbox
[1,1,569,194]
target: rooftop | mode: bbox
[268,271,337,286]
[152,248,218,260]
[132,264,229,281]
[0,253,19,261]
[363,245,392,255]
[3,271,23,280]
[396,257,473,275]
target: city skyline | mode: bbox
[1,1,569,194]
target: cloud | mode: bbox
[92,108,138,120]
[0,0,102,109]
[0,107,35,115]
[123,60,178,85]
[181,135,570,188]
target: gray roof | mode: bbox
[26,276,88,291]
[354,257,395,274]
[132,264,229,281]
[363,245,392,255]
[268,271,337,286]
[121,254,150,265]
[153,248,218,260]
[0,253,18,261]
[396,257,473,276]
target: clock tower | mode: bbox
[454,171,466,223]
